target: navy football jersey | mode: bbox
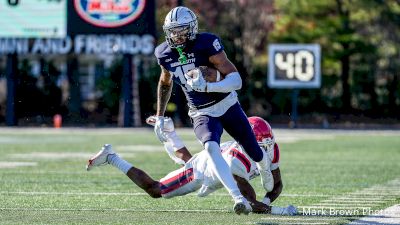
[155,32,230,110]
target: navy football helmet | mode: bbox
[163,6,198,48]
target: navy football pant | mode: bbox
[192,102,263,162]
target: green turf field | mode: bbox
[0,128,399,224]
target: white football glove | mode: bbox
[154,116,168,142]
[146,115,174,132]
[185,68,207,92]
[271,205,298,216]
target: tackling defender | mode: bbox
[86,116,297,215]
[154,6,274,214]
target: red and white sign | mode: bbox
[74,0,146,28]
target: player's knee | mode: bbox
[244,145,263,162]
[250,151,264,162]
[204,141,219,153]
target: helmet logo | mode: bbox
[74,0,146,28]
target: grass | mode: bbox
[0,128,399,224]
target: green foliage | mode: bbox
[270,0,400,119]
[96,58,123,116]
[15,59,62,122]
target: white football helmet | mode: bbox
[248,116,275,152]
[163,6,198,48]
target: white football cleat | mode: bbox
[233,196,252,215]
[86,144,115,171]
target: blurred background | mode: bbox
[0,0,399,128]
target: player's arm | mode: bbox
[233,175,271,214]
[263,168,283,204]
[146,115,192,164]
[206,51,242,93]
[156,65,173,116]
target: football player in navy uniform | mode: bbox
[153,6,273,215]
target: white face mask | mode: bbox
[168,26,190,46]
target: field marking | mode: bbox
[0,191,150,196]
[8,152,136,160]
[0,207,229,213]
[321,199,388,203]
[300,206,372,209]
[334,196,396,200]
[0,162,37,168]
[0,191,333,198]
[300,177,400,218]
[261,217,343,221]
[350,193,400,197]
[9,152,94,159]
[313,202,380,206]
[117,145,166,152]
[348,204,400,225]
[261,222,329,225]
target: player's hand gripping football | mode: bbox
[185,68,207,92]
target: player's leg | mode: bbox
[220,103,263,161]
[193,115,252,214]
[86,144,161,198]
[220,103,274,191]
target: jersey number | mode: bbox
[172,63,195,91]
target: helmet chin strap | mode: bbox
[176,47,187,64]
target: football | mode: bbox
[186,66,222,82]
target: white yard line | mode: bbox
[0,191,333,198]
[0,207,229,213]
[300,206,372,209]
[334,197,396,201]
[348,204,400,225]
[264,222,329,225]
[321,199,388,203]
[262,217,342,221]
[0,162,37,168]
[313,203,379,206]
[301,177,400,218]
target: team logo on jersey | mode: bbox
[213,39,221,51]
[74,0,146,28]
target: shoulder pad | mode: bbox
[154,42,170,58]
